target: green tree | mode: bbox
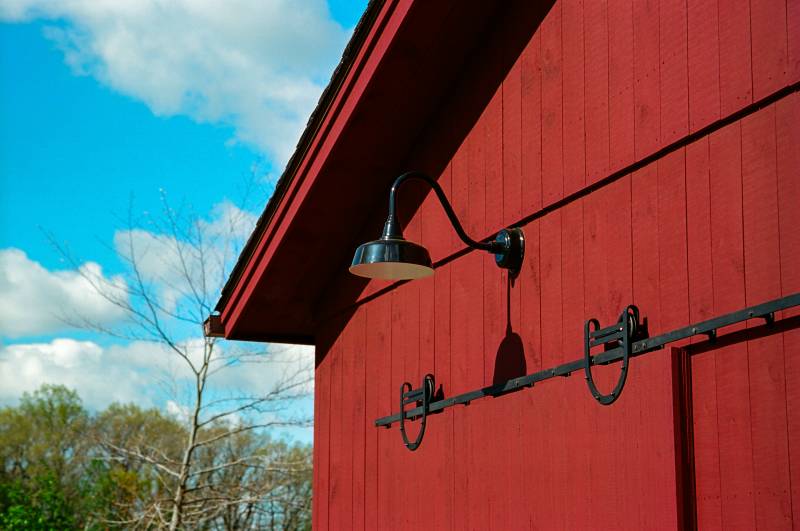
[0,384,313,529]
[0,385,87,529]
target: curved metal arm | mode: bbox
[384,171,497,253]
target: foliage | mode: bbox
[0,385,312,530]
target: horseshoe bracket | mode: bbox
[584,305,647,405]
[399,374,435,451]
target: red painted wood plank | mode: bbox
[741,106,782,306]
[534,211,563,528]
[628,349,681,529]
[659,0,688,144]
[370,295,394,530]
[790,0,800,81]
[502,42,527,527]
[560,200,588,528]
[750,0,789,100]
[631,163,664,529]
[399,280,420,529]
[465,108,488,531]
[520,216,541,373]
[483,84,509,529]
[485,85,504,383]
[690,348,723,528]
[385,288,407,529]
[608,0,635,170]
[775,93,800,306]
[776,91,800,529]
[415,270,437,527]
[687,0,720,132]
[520,31,542,214]
[540,212,562,367]
[709,122,756,529]
[718,0,752,115]
[467,115,486,241]
[415,165,446,530]
[347,309,366,530]
[685,137,715,324]
[503,270,525,529]
[485,86,504,245]
[540,3,564,204]
[363,310,381,529]
[561,201,585,362]
[741,105,792,529]
[434,263,454,531]
[503,43,523,226]
[632,164,660,333]
[562,0,586,196]
[518,39,543,505]
[312,346,331,530]
[685,137,722,527]
[655,149,691,526]
[517,216,540,525]
[582,181,622,528]
[633,0,660,158]
[449,141,471,531]
[327,335,346,530]
[584,0,610,184]
[335,325,354,531]
[657,149,689,333]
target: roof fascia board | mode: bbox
[218,0,411,336]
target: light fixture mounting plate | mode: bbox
[494,227,524,278]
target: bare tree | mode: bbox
[49,189,313,529]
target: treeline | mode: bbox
[0,385,311,530]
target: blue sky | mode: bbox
[0,0,367,442]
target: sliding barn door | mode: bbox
[685,331,798,529]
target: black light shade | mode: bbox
[349,237,433,280]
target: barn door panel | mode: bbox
[686,334,795,530]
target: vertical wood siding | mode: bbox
[314,0,800,528]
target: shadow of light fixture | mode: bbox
[350,171,524,280]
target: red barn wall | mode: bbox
[313,0,800,528]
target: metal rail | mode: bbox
[375,292,800,429]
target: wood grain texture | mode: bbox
[561,0,586,196]
[742,106,792,529]
[776,92,800,531]
[311,1,799,527]
[659,0,688,145]
[709,122,756,529]
[584,0,610,184]
[541,3,564,204]
[633,0,660,158]
[687,0,720,132]
[718,0,752,114]
[608,0,635,170]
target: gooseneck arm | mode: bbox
[383,171,500,253]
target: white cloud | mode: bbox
[0,0,351,164]
[0,249,128,338]
[166,399,191,422]
[201,200,259,241]
[212,343,315,396]
[0,336,314,417]
[0,338,156,408]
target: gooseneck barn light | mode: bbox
[350,171,525,280]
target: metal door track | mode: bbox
[376,292,800,450]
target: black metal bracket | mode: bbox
[399,374,435,451]
[375,292,800,448]
[584,305,647,405]
[384,172,525,276]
